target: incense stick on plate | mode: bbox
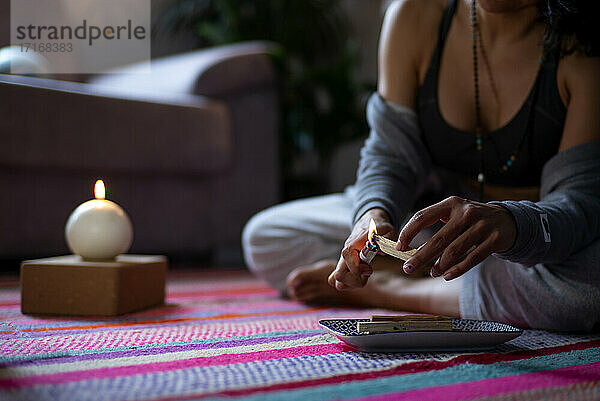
[357,315,454,334]
[357,321,454,334]
[370,315,452,322]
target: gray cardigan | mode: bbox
[492,141,600,265]
[353,93,600,330]
[353,93,600,269]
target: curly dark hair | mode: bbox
[540,0,599,58]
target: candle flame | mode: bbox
[94,180,106,200]
[368,218,377,246]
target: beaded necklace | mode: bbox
[470,0,541,200]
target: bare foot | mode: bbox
[285,258,461,316]
[286,260,355,306]
[285,259,401,308]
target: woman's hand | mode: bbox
[328,208,396,290]
[397,196,517,280]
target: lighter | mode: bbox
[359,219,379,265]
[359,240,378,264]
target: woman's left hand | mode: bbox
[397,196,517,280]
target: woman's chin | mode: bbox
[477,0,541,14]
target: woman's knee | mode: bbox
[527,245,600,331]
[536,302,598,332]
[242,208,281,270]
[242,206,310,270]
[466,258,600,332]
[242,207,322,293]
[242,195,351,291]
[243,201,310,252]
[242,209,270,252]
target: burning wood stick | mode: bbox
[371,233,418,262]
[358,219,428,267]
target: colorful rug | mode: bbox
[1,270,599,401]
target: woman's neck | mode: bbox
[466,0,542,46]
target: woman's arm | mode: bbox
[329,0,443,289]
[352,0,442,227]
[557,54,600,151]
[378,0,441,108]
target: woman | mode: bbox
[243,0,600,331]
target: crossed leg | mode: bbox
[242,190,461,317]
[243,190,600,330]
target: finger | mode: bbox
[434,222,486,275]
[335,280,352,291]
[333,263,367,289]
[335,274,368,290]
[332,260,359,290]
[345,225,368,247]
[344,237,375,277]
[332,257,364,288]
[330,257,348,285]
[341,246,362,276]
[293,285,320,303]
[404,215,468,273]
[442,238,495,281]
[397,197,460,250]
[327,270,337,287]
[334,271,366,289]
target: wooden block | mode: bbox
[21,255,167,316]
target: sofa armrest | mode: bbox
[0,74,232,175]
[89,41,279,98]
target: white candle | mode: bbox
[65,180,133,261]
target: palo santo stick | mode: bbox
[357,320,454,334]
[370,315,452,322]
[371,233,417,261]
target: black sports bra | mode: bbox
[417,0,567,186]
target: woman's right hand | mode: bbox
[328,208,396,290]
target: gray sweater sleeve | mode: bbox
[491,141,600,265]
[352,93,432,229]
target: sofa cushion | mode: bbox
[0,75,232,175]
[89,41,278,98]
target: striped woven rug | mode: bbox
[1,270,599,401]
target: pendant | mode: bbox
[477,173,485,183]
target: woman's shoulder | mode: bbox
[385,0,446,16]
[378,0,447,106]
[556,52,600,107]
[382,0,445,48]
[555,53,600,151]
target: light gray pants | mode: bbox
[243,192,353,295]
[242,189,600,331]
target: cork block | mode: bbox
[21,255,167,316]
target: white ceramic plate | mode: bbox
[319,318,522,352]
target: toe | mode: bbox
[335,280,350,291]
[327,271,337,287]
[294,285,318,303]
[285,268,304,291]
